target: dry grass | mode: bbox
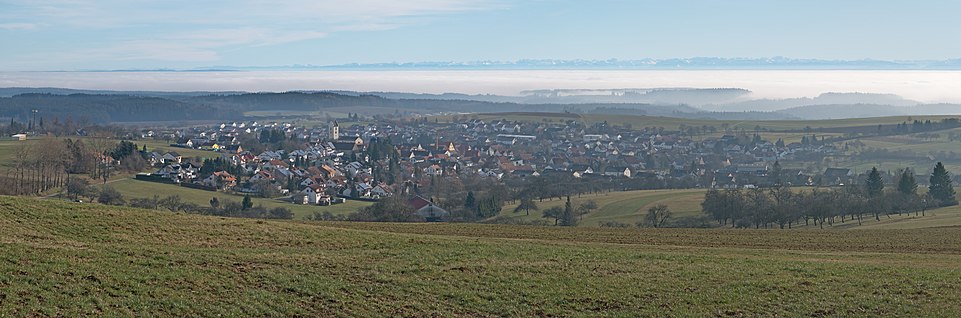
[4,196,961,316]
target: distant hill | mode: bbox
[342,88,752,106]
[0,88,953,123]
[704,92,920,112]
[0,93,240,123]
[191,92,709,116]
[0,87,245,98]
[0,90,706,123]
[777,103,961,120]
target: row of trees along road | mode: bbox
[7,136,150,195]
[702,162,956,229]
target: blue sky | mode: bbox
[2,0,960,70]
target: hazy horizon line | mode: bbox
[11,57,961,72]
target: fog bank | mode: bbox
[2,70,960,104]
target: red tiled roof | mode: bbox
[408,196,432,210]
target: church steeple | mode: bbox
[329,120,340,140]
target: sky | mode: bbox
[1,0,960,71]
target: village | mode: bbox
[128,115,869,219]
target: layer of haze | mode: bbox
[3,70,961,104]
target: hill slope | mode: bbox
[448,112,961,132]
[4,197,961,316]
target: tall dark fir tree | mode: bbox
[865,167,884,197]
[897,169,917,195]
[929,162,957,206]
[770,160,783,186]
[464,191,476,210]
[560,196,577,226]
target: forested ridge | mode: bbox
[0,93,239,123]
[0,91,699,123]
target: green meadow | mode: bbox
[3,196,961,316]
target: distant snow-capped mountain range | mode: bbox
[187,57,961,71]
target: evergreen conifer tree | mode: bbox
[929,162,957,205]
[865,167,884,197]
[897,169,917,195]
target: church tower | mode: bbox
[329,120,340,140]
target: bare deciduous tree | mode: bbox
[644,204,672,228]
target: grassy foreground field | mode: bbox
[4,196,961,316]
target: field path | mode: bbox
[41,176,128,199]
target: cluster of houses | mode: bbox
[144,149,391,205]
[135,117,861,213]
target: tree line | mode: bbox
[5,136,151,195]
[67,180,293,220]
[702,163,955,229]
